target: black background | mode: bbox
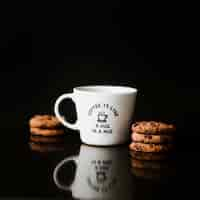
[0,2,198,134]
[0,1,200,195]
[0,1,199,197]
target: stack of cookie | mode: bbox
[130,121,176,153]
[29,115,65,153]
[29,115,64,137]
[129,121,176,180]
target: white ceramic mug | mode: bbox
[54,85,137,146]
[53,145,133,200]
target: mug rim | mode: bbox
[74,85,137,95]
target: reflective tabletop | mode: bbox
[0,125,198,200]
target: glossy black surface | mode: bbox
[0,123,198,199]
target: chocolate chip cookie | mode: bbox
[129,142,173,153]
[132,132,174,144]
[29,115,62,129]
[30,127,64,136]
[132,121,176,135]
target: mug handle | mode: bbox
[53,155,78,191]
[54,93,79,130]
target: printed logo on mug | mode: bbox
[53,145,133,200]
[54,85,137,146]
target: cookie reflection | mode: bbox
[29,135,64,143]
[130,151,176,181]
[53,144,133,200]
[29,135,65,153]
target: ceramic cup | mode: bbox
[54,85,137,146]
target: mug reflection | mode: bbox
[53,144,133,200]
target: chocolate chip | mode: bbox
[148,135,152,139]
[135,145,142,151]
[144,135,152,139]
